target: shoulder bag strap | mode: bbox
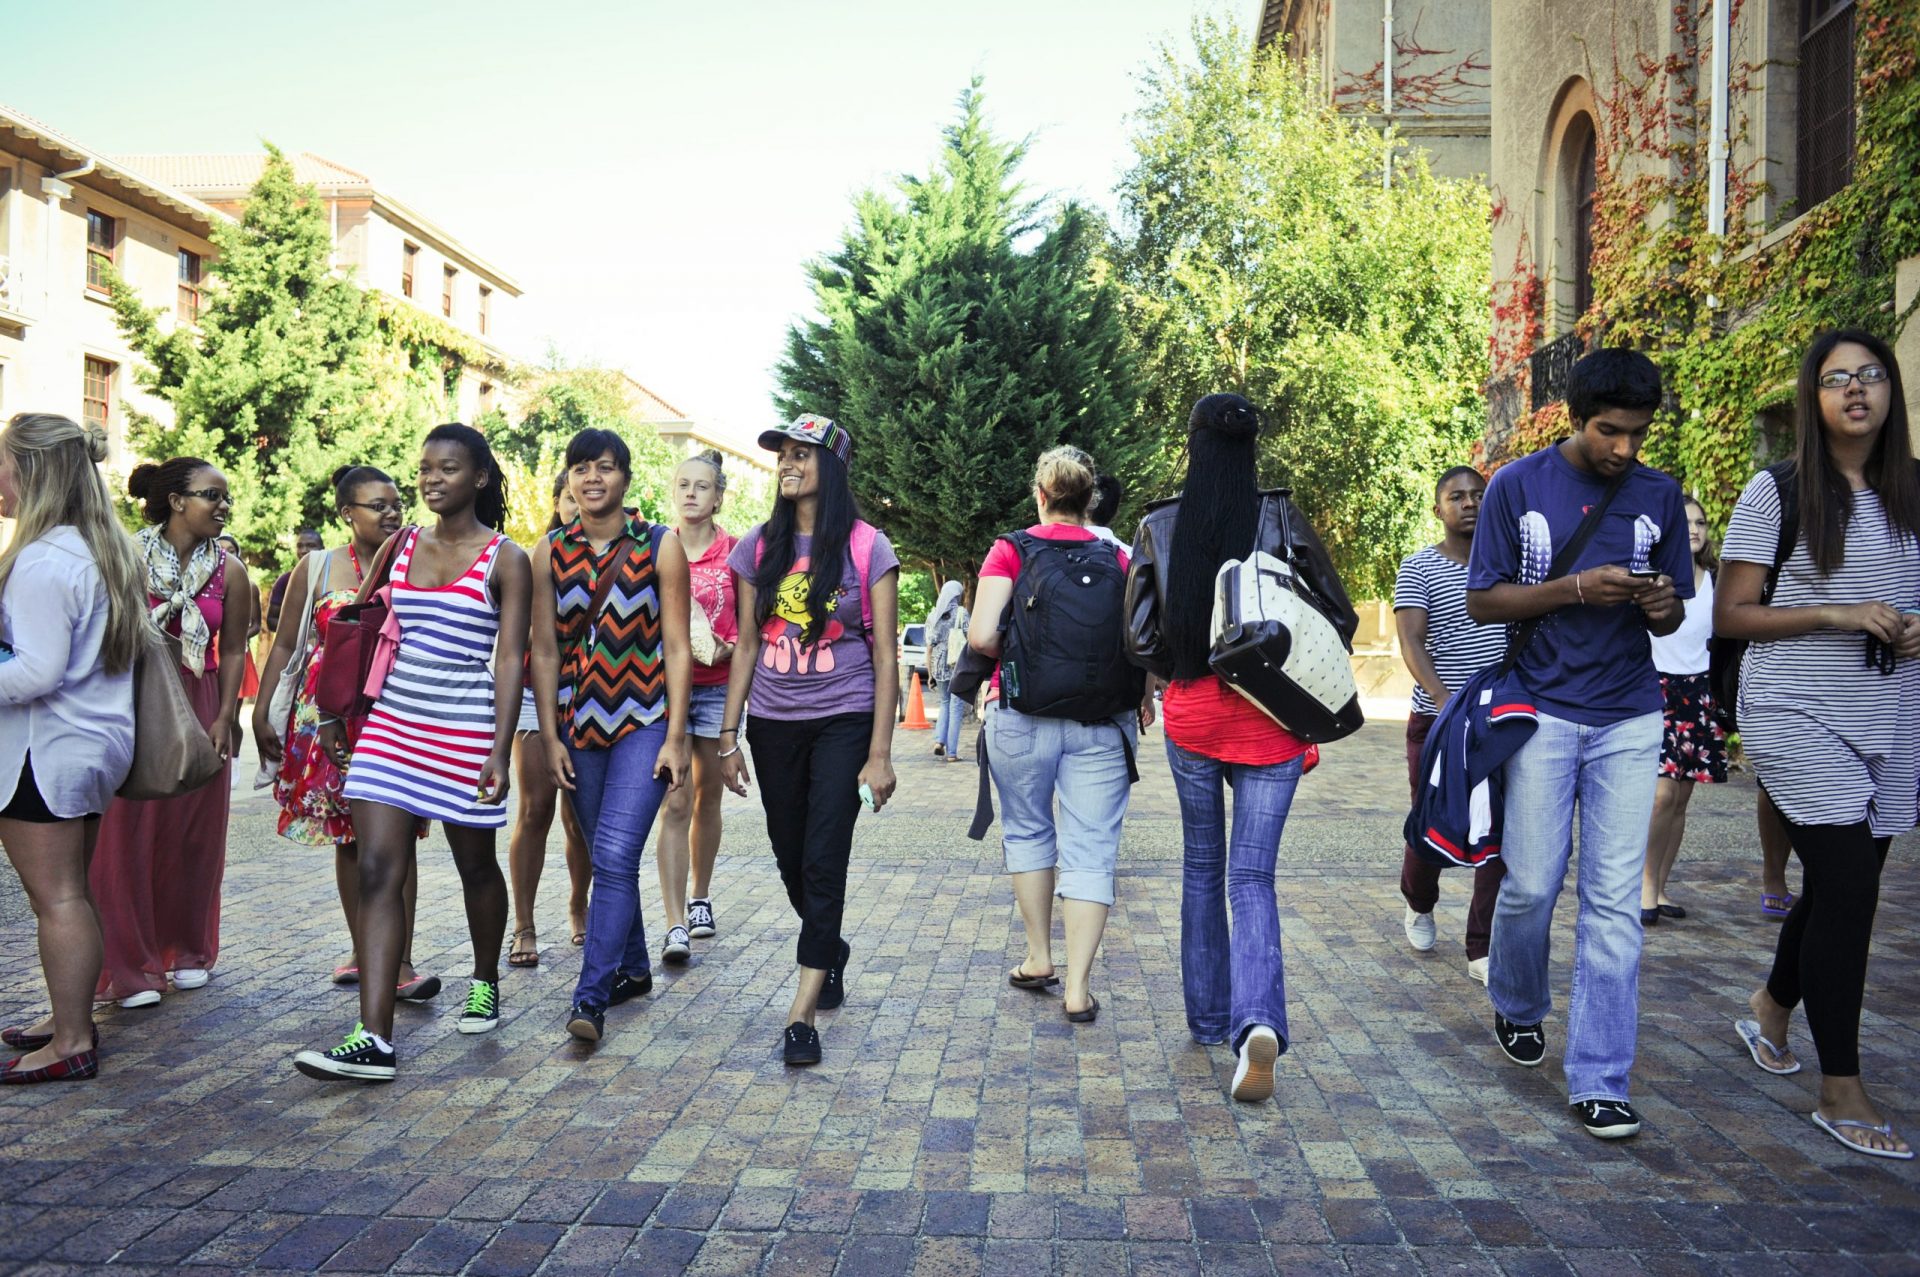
[588,534,636,623]
[851,520,876,635]
[1500,470,1629,672]
[1763,461,1799,604]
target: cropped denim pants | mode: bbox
[985,705,1134,906]
[568,720,669,1009]
[1489,709,1661,1104]
[1164,740,1303,1050]
[937,689,967,757]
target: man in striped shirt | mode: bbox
[1394,466,1509,984]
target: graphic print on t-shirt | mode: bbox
[761,556,846,675]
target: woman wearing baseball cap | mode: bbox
[719,414,901,1067]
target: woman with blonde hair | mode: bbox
[0,413,150,1082]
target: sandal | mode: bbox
[1811,1110,1915,1160]
[1008,967,1059,990]
[507,926,540,968]
[1734,1018,1800,1075]
[1761,892,1795,919]
[331,965,360,986]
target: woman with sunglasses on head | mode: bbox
[295,424,531,1083]
[1719,330,1920,1160]
[530,429,691,1044]
[506,471,592,968]
[254,466,434,996]
[0,414,149,1082]
[89,457,252,1009]
[720,414,900,1068]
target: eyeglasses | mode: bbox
[345,501,405,515]
[182,489,232,506]
[1818,365,1890,390]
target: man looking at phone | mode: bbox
[1466,348,1691,1140]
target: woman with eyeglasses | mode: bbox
[254,466,434,997]
[89,457,252,1009]
[1718,330,1920,1160]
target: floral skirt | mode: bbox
[273,668,428,847]
[1658,672,1727,784]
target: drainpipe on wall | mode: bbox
[39,159,96,317]
[1707,0,1730,238]
[1382,0,1395,190]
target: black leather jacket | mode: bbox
[1124,489,1359,680]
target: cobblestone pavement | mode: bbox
[1,714,1917,1274]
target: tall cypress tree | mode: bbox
[776,83,1148,589]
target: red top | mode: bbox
[1163,674,1310,766]
[977,524,1130,699]
[684,525,739,687]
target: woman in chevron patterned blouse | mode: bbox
[529,428,693,1046]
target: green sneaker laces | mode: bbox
[463,981,497,1016]
[331,1023,374,1056]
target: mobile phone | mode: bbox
[1628,567,1661,580]
[858,782,877,811]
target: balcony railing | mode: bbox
[1529,331,1590,411]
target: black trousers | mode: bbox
[1764,810,1891,1077]
[747,712,870,970]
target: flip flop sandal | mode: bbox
[331,966,360,986]
[1734,1018,1801,1075]
[507,927,540,968]
[1008,968,1060,990]
[571,929,586,947]
[1761,892,1795,919]
[1811,1110,1916,1160]
[1064,995,1099,1024]
[395,975,442,1003]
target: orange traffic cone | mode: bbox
[901,671,932,730]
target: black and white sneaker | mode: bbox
[457,979,500,1034]
[609,970,652,1006]
[817,940,851,1011]
[565,1002,605,1042]
[1494,1013,1546,1067]
[1573,1099,1642,1139]
[783,1021,822,1067]
[294,1022,395,1082]
[663,927,692,964]
[687,899,716,939]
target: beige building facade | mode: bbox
[0,105,223,468]
[1259,0,1492,181]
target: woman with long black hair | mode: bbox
[295,423,532,1083]
[719,414,900,1067]
[1719,329,1920,1159]
[1128,394,1356,1103]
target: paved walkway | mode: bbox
[1,715,1917,1274]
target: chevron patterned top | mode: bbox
[547,512,666,749]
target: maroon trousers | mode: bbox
[1399,711,1505,961]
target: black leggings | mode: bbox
[1764,809,1891,1077]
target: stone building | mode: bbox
[1257,0,1492,181]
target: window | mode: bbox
[83,357,115,433]
[401,242,418,298]
[1798,0,1856,210]
[85,210,116,293]
[0,167,12,247]
[177,249,204,324]
[478,284,491,336]
[479,381,495,414]
[442,265,457,318]
[1572,128,1597,318]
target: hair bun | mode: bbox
[1188,393,1262,439]
[82,424,110,464]
[699,448,726,470]
[331,463,353,488]
[127,462,158,499]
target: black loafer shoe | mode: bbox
[609,971,653,1006]
[1494,1013,1546,1067]
[783,1021,822,1066]
[817,940,851,1011]
[1640,907,1661,927]
[1573,1098,1642,1139]
[566,1002,605,1042]
[1656,903,1686,920]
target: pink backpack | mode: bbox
[752,520,878,645]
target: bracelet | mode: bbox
[719,725,739,736]
[1575,572,1584,604]
[717,744,741,759]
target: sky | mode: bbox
[5,0,1264,451]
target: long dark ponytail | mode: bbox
[754,448,860,645]
[1165,394,1263,680]
[1792,328,1918,576]
[424,422,509,531]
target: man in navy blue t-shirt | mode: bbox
[1466,348,1690,1141]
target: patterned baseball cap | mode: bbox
[758,413,853,468]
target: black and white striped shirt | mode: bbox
[1393,546,1508,716]
[1725,469,1920,834]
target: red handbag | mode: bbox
[313,529,409,723]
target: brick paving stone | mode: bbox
[543,1223,640,1275]
[922,1189,992,1236]
[466,1220,565,1275]
[392,1218,495,1273]
[988,1191,1054,1238]
[837,1231,918,1275]
[851,1187,925,1233]
[583,1182,667,1227]
[1130,1242,1205,1277]
[763,1230,847,1276]
[319,1217,435,1272]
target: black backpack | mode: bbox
[997,531,1144,722]
[1707,460,1798,732]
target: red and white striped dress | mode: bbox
[343,529,509,829]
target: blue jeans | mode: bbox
[1490,709,1660,1104]
[567,720,669,1009]
[1164,739,1302,1049]
[937,689,966,756]
[986,705,1134,905]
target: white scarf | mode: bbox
[136,525,220,677]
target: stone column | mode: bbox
[1900,256,1920,429]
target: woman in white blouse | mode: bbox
[0,413,151,1083]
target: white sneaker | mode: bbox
[1467,957,1489,985]
[118,990,162,1009]
[170,969,209,990]
[1231,1025,1280,1102]
[1403,906,1437,952]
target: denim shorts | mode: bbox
[686,683,734,739]
[515,686,539,735]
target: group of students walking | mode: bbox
[0,326,1910,1160]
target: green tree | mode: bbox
[108,145,442,563]
[776,83,1151,589]
[508,366,682,528]
[1114,18,1492,598]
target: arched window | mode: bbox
[1572,129,1597,318]
[1797,0,1856,209]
